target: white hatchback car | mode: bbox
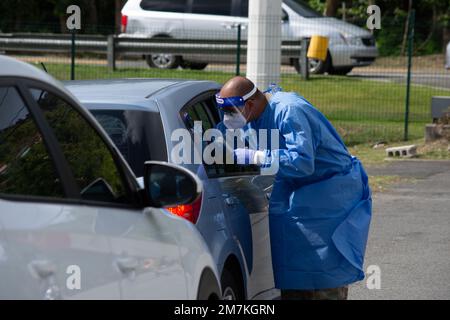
[120,0,378,75]
[0,55,221,300]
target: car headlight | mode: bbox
[329,34,346,45]
[343,34,364,46]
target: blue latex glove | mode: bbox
[233,148,256,165]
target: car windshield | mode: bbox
[284,0,323,18]
[90,109,167,177]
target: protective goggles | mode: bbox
[215,85,257,111]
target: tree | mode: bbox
[324,0,340,17]
[400,0,413,55]
[115,0,126,33]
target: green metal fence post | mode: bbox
[71,30,76,80]
[404,9,415,141]
[236,24,241,76]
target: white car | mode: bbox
[446,41,450,69]
[120,0,378,75]
[0,55,221,300]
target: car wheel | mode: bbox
[145,54,181,69]
[221,268,244,300]
[181,61,208,70]
[293,53,330,75]
[328,67,353,75]
[197,268,221,300]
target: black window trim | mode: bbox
[0,191,144,210]
[0,77,144,210]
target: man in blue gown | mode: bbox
[216,76,372,300]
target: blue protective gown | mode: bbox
[248,91,372,290]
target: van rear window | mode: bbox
[140,0,187,13]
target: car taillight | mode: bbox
[166,195,202,224]
[121,15,128,33]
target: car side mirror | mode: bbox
[143,161,202,208]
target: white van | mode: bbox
[121,0,378,75]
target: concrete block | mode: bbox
[386,145,417,158]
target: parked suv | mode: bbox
[66,78,280,300]
[0,55,221,300]
[120,0,378,75]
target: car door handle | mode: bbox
[221,23,247,30]
[29,260,56,279]
[221,23,234,29]
[116,257,138,274]
[224,196,239,206]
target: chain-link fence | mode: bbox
[1,11,448,146]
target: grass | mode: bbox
[349,138,450,166]
[417,139,450,160]
[33,61,449,145]
[349,138,448,192]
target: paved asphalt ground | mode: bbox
[349,160,450,299]
[349,71,450,90]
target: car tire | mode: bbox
[221,268,244,300]
[145,54,181,69]
[181,61,208,70]
[197,268,221,300]
[293,52,330,75]
[328,66,354,75]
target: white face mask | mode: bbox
[223,112,247,129]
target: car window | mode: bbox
[0,86,64,198]
[140,0,188,13]
[192,0,232,16]
[90,109,167,178]
[240,0,249,17]
[193,102,212,130]
[30,89,130,204]
[181,96,259,178]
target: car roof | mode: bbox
[64,78,221,112]
[0,55,75,98]
[65,78,181,100]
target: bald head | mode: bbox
[220,76,256,98]
[219,76,269,123]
